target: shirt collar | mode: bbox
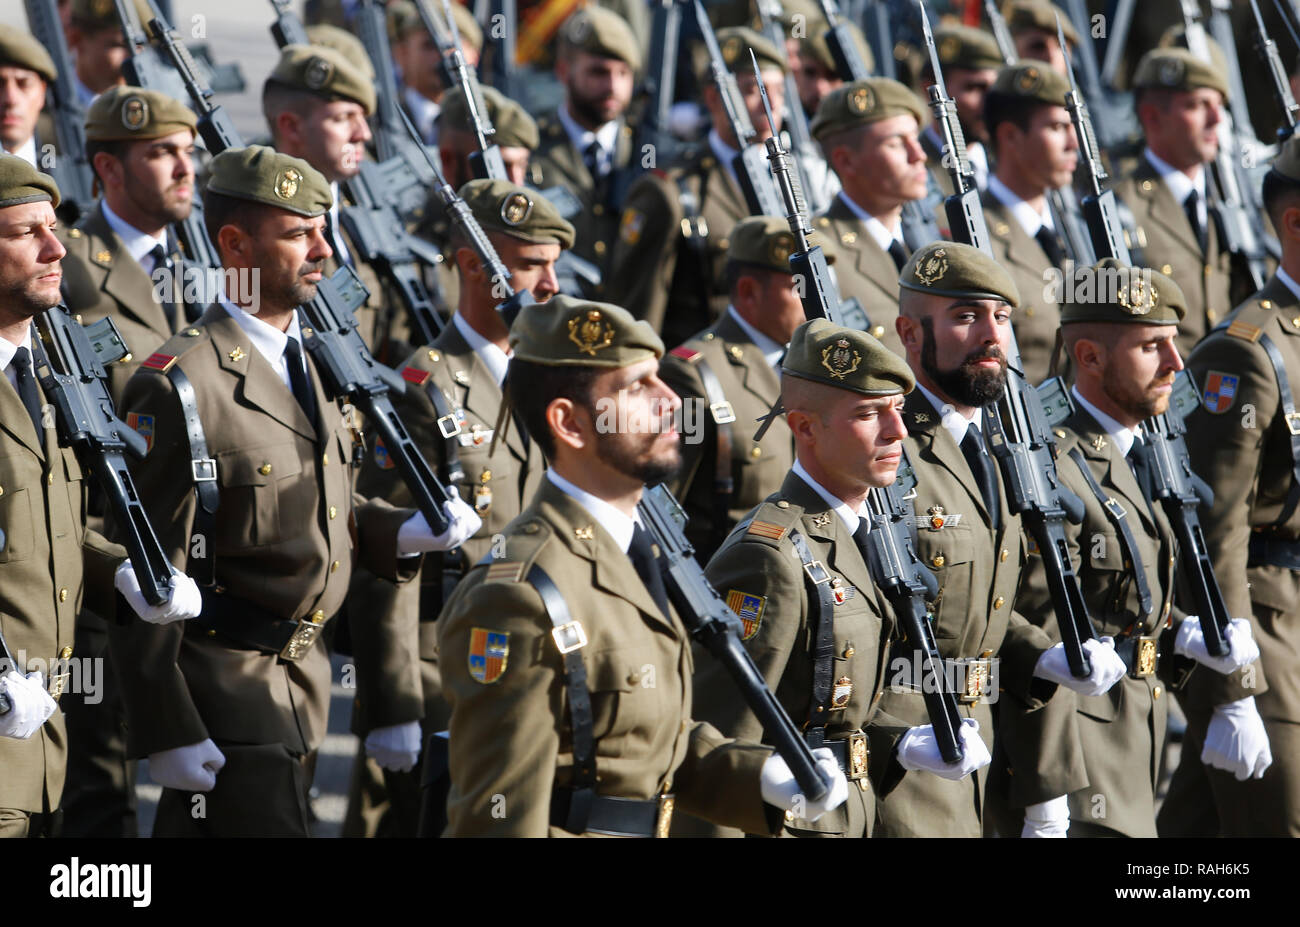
[1278,267,1300,303]
[924,127,987,189]
[404,86,440,144]
[0,326,34,376]
[7,136,38,168]
[1071,384,1140,457]
[558,104,621,168]
[987,174,1054,238]
[74,75,98,108]
[915,380,982,448]
[1144,147,1204,206]
[452,312,511,387]
[726,306,785,369]
[220,298,304,387]
[835,191,901,251]
[546,468,639,553]
[101,200,169,268]
[792,458,868,535]
[707,128,740,188]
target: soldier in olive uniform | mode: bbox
[1005,0,1078,75]
[692,318,992,838]
[388,0,482,146]
[980,60,1076,385]
[531,6,640,281]
[790,5,872,120]
[1114,49,1235,360]
[438,297,848,836]
[0,33,57,169]
[1007,261,1258,838]
[919,25,1002,196]
[880,241,1123,837]
[109,147,479,836]
[64,0,147,106]
[810,78,929,358]
[1158,137,1300,837]
[0,155,198,838]
[608,28,788,349]
[658,216,803,563]
[342,179,565,837]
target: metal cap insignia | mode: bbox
[500,192,533,226]
[121,96,148,131]
[305,56,333,90]
[1116,275,1158,315]
[914,248,948,286]
[275,168,302,200]
[849,86,874,114]
[770,232,794,264]
[568,310,615,356]
[1158,57,1184,87]
[938,35,960,63]
[1016,67,1041,93]
[821,338,862,379]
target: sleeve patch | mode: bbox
[1201,371,1239,414]
[620,209,645,245]
[468,628,510,683]
[725,590,766,641]
[126,413,154,452]
[1225,320,1262,343]
[372,436,396,469]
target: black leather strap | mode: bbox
[192,587,320,658]
[1258,333,1300,531]
[693,355,735,550]
[549,792,662,837]
[420,374,466,486]
[789,529,837,745]
[1247,534,1300,570]
[165,365,218,586]
[1067,446,1153,623]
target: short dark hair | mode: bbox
[85,138,127,186]
[982,91,1041,155]
[202,190,265,256]
[261,80,323,144]
[724,260,783,298]
[505,358,600,460]
[1263,169,1300,232]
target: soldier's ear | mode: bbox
[546,397,589,453]
[1281,204,1300,241]
[896,313,921,354]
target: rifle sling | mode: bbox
[1066,445,1153,622]
[692,355,735,550]
[165,365,219,587]
[789,528,837,746]
[1257,333,1300,531]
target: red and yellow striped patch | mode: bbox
[402,366,431,386]
[1225,320,1262,343]
[746,520,787,540]
[140,352,177,372]
[669,346,701,362]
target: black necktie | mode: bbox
[1034,226,1066,268]
[149,243,179,331]
[887,239,908,272]
[852,516,872,564]
[11,347,44,438]
[1183,189,1207,254]
[627,522,672,620]
[284,336,318,427]
[960,422,1001,529]
[1127,440,1157,518]
[583,139,604,180]
[323,210,350,266]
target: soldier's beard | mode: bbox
[1102,363,1174,421]
[919,319,1007,407]
[0,272,60,319]
[595,430,682,487]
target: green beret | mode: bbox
[0,153,60,209]
[810,78,927,140]
[1157,27,1231,93]
[989,59,1070,107]
[391,0,483,52]
[727,215,835,274]
[267,44,377,117]
[0,32,56,84]
[85,86,197,142]
[205,145,332,218]
[1131,47,1229,99]
[798,20,874,76]
[782,318,914,396]
[1005,0,1079,47]
[933,25,1003,72]
[899,240,1020,306]
[1059,259,1185,326]
[771,0,825,30]
[457,178,575,249]
[717,26,785,75]
[510,296,663,368]
[440,84,539,150]
[1270,133,1300,183]
[560,6,641,70]
[70,0,151,33]
[305,24,376,80]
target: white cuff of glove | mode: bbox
[896,717,992,780]
[759,748,849,823]
[115,560,203,625]
[397,498,482,555]
[0,671,57,740]
[1202,696,1273,781]
[1022,795,1070,838]
[1174,616,1260,675]
[365,721,423,773]
[1033,638,1126,696]
[148,738,226,792]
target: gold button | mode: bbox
[843,645,855,658]
[1207,308,1217,323]
[213,585,225,595]
[328,505,338,519]
[428,350,440,362]
[871,325,885,338]
[47,472,54,485]
[0,485,4,496]
[594,240,606,256]
[60,646,72,659]
[1204,265,1212,276]
[1160,264,1172,275]
[259,463,272,475]
[207,629,217,637]
[1000,549,1008,562]
[1292,317,1300,328]
[310,609,325,622]
[776,500,789,508]
[322,452,329,466]
[993,596,1004,610]
[784,809,795,823]
[522,523,539,534]
[1141,180,1154,192]
[750,446,762,458]
[330,560,339,573]
[1153,685,1163,700]
[627,670,641,685]
[1026,307,1035,317]
[931,555,945,568]
[717,238,729,250]
[58,588,68,602]
[481,469,492,482]
[1261,300,1273,309]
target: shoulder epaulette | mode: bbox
[140,352,177,372]
[741,500,802,546]
[669,345,702,363]
[1226,320,1263,343]
[402,366,431,386]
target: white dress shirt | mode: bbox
[557,104,621,178]
[101,200,169,272]
[7,137,38,168]
[835,191,903,252]
[404,86,441,145]
[1144,146,1207,232]
[987,174,1055,240]
[792,457,869,535]
[546,468,639,553]
[220,299,307,390]
[726,306,785,371]
[0,328,35,394]
[915,380,983,448]
[327,182,352,266]
[452,312,511,387]
[1071,385,1141,458]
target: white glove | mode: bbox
[365,721,423,772]
[1202,696,1272,781]
[1175,616,1260,675]
[115,560,203,625]
[1033,637,1127,696]
[896,717,992,780]
[0,671,57,739]
[1022,795,1070,837]
[760,748,849,823]
[397,497,482,555]
[148,738,226,792]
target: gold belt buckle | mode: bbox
[280,610,326,662]
[846,732,869,780]
[1134,637,1157,677]
[654,793,675,838]
[961,658,994,704]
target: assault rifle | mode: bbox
[756,0,826,214]
[1252,0,1300,141]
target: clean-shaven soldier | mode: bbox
[388,0,482,146]
[109,147,479,836]
[881,241,1124,837]
[342,179,563,836]
[1004,0,1077,75]
[64,0,141,106]
[658,216,807,562]
[0,33,56,168]
[979,60,1077,385]
[438,298,848,836]
[810,78,929,359]
[919,25,1001,197]
[0,154,200,838]
[1007,261,1259,837]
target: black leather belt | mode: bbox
[1247,534,1300,571]
[1112,635,1158,679]
[549,790,674,838]
[194,587,328,663]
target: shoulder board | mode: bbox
[741,500,802,546]
[1225,320,1263,343]
[483,561,525,584]
[402,366,431,386]
[669,345,702,363]
[140,352,178,373]
[476,517,556,580]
